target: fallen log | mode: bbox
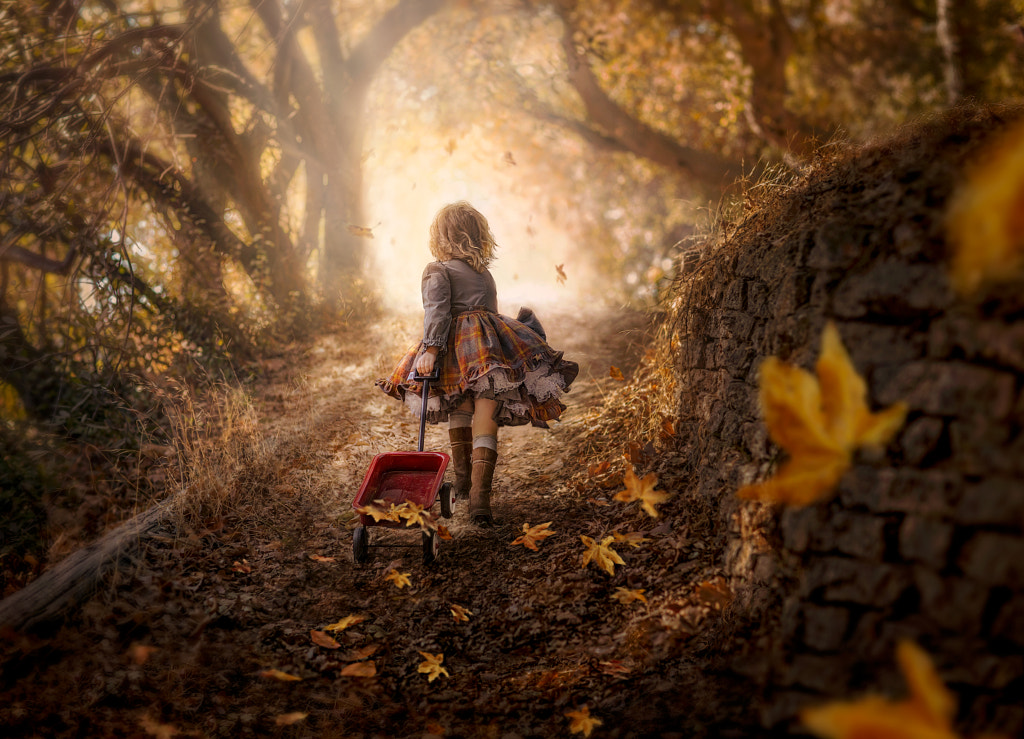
[0,502,172,632]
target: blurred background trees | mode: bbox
[1,0,1022,561]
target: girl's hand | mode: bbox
[416,347,438,375]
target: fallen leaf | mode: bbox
[510,521,556,551]
[611,531,649,548]
[946,118,1024,294]
[580,535,625,576]
[437,524,453,541]
[611,587,647,605]
[274,712,308,726]
[309,554,336,562]
[588,460,611,477]
[418,651,450,682]
[565,705,603,737]
[139,714,178,739]
[324,615,367,632]
[340,644,381,661]
[356,502,401,523]
[660,417,676,437]
[425,720,447,736]
[556,263,567,284]
[450,604,473,622]
[598,659,633,677]
[258,668,302,682]
[614,466,672,518]
[341,661,377,677]
[696,580,733,609]
[347,224,374,238]
[587,497,611,507]
[738,322,907,506]
[231,559,251,573]
[129,644,158,665]
[609,365,625,381]
[385,569,412,589]
[310,630,341,649]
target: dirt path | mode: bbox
[0,307,750,738]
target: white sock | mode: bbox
[472,434,497,452]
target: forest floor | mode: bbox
[0,305,762,738]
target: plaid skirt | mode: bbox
[376,309,579,427]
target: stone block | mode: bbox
[714,310,755,342]
[832,260,953,319]
[898,417,946,466]
[873,361,1017,420]
[771,271,814,317]
[959,532,1024,587]
[913,568,988,634]
[992,595,1024,646]
[929,315,1024,373]
[838,322,927,366]
[723,279,746,311]
[801,557,912,607]
[956,477,1024,527]
[948,418,1019,477]
[802,604,850,652]
[899,516,954,569]
[747,281,769,317]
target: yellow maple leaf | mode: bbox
[385,569,412,589]
[800,641,1009,739]
[565,704,603,737]
[258,668,302,682]
[396,501,434,529]
[738,322,907,506]
[946,118,1024,295]
[580,535,626,576]
[417,651,450,682]
[450,603,473,622]
[510,521,556,551]
[356,501,400,523]
[611,587,647,605]
[324,614,367,632]
[614,467,672,518]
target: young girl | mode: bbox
[376,201,579,526]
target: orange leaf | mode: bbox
[309,554,336,562]
[129,644,158,665]
[324,614,367,632]
[340,644,381,661]
[310,630,341,649]
[696,580,733,609]
[258,668,302,682]
[588,460,611,477]
[341,661,377,677]
[614,466,672,518]
[385,569,412,589]
[609,365,625,381]
[555,263,567,284]
[611,587,647,605]
[580,535,625,576]
[510,521,556,551]
[437,524,453,540]
[347,224,375,239]
[139,714,178,739]
[231,559,251,573]
[274,712,308,726]
[450,603,473,622]
[565,705,603,736]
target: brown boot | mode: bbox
[448,427,473,500]
[468,447,498,527]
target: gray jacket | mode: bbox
[422,259,498,347]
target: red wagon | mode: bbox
[351,370,454,564]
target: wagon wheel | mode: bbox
[438,482,454,519]
[353,525,370,563]
[422,528,440,564]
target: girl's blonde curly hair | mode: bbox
[428,201,498,272]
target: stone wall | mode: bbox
[671,108,1024,736]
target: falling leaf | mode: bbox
[356,502,401,523]
[139,714,178,739]
[946,118,1024,294]
[347,224,374,238]
[341,661,377,677]
[437,524,453,541]
[396,501,433,529]
[418,651,450,682]
[556,263,567,284]
[258,668,302,682]
[444,138,456,156]
[231,559,251,573]
[614,466,672,518]
[450,603,473,622]
[738,322,907,506]
[611,587,647,605]
[608,365,625,381]
[129,644,158,665]
[503,150,517,166]
[385,569,412,589]
[565,705,603,737]
[274,712,308,726]
[611,531,649,548]
[580,535,626,576]
[588,460,611,477]
[660,417,676,437]
[510,521,556,551]
[324,615,367,632]
[310,630,341,649]
[309,554,336,562]
[800,641,1010,739]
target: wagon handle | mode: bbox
[411,367,439,452]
